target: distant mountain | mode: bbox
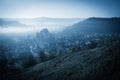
[1,17,82,25]
[0,18,26,27]
[0,17,82,27]
[0,17,83,33]
[34,17,82,22]
[64,17,120,34]
[17,17,83,27]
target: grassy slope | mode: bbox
[6,40,120,80]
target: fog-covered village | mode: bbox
[0,0,120,80]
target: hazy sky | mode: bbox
[0,0,120,18]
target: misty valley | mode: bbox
[0,17,120,80]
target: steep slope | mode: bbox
[8,40,120,80]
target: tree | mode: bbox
[0,45,9,74]
[39,51,47,62]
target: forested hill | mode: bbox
[8,39,120,80]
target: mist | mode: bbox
[0,18,82,38]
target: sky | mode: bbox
[0,0,120,18]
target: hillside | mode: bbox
[0,18,26,27]
[64,17,120,34]
[5,39,120,80]
[0,17,120,80]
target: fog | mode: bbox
[0,18,82,37]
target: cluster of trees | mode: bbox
[0,29,120,74]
